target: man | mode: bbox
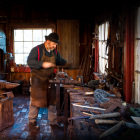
[27,32,68,129]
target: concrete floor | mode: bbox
[0,94,67,140]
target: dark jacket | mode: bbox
[27,43,67,69]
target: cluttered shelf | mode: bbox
[65,86,140,140]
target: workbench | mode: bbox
[65,85,140,140]
[52,79,140,139]
[66,86,105,139]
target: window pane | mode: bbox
[47,29,52,35]
[14,28,53,65]
[14,30,23,41]
[105,22,109,40]
[43,30,47,41]
[24,30,32,41]
[101,24,104,41]
[14,42,23,53]
[15,54,23,64]
[99,42,102,56]
[33,30,42,41]
[24,42,33,53]
[23,54,29,65]
[99,25,102,40]
[98,22,109,74]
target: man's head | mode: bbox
[45,33,59,51]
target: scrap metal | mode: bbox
[94,89,116,103]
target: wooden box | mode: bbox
[0,98,14,131]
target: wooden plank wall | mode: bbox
[65,69,79,80]
[57,20,79,69]
[10,72,31,87]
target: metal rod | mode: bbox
[72,103,106,111]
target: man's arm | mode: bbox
[27,47,55,69]
[55,50,67,66]
[27,47,43,69]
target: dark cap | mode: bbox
[45,33,60,44]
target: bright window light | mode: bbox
[14,28,53,65]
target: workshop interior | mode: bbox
[0,0,140,139]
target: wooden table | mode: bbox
[64,86,104,139]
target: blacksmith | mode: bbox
[27,32,68,129]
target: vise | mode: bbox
[48,69,81,134]
[49,78,81,85]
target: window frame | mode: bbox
[13,27,54,65]
[98,21,109,74]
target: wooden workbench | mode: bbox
[65,86,104,140]
[58,84,140,140]
[59,85,140,140]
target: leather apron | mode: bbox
[30,48,55,108]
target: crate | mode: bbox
[0,98,14,131]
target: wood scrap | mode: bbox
[95,119,120,124]
[105,99,123,113]
[100,98,123,113]
[90,112,120,119]
[99,120,140,139]
[82,112,93,116]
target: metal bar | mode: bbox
[64,87,68,119]
[56,84,60,116]
[72,103,106,111]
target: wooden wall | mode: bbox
[57,20,79,69]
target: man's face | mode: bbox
[47,40,57,51]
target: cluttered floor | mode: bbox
[0,94,66,140]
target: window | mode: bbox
[14,28,53,65]
[98,22,109,73]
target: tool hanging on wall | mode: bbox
[78,45,92,83]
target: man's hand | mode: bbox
[42,62,55,68]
